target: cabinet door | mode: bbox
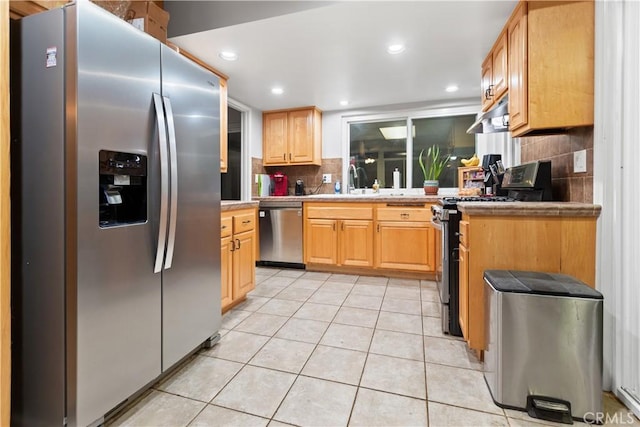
[375,221,435,272]
[305,219,338,265]
[458,244,469,340]
[233,230,256,299]
[221,236,234,311]
[219,78,228,173]
[288,109,315,164]
[339,220,373,267]
[263,111,288,165]
[481,54,493,112]
[508,2,528,131]
[492,30,508,103]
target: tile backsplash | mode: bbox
[519,126,593,203]
[251,158,342,196]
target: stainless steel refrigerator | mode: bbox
[12,2,221,426]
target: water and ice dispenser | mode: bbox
[99,150,147,227]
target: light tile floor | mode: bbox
[110,268,638,427]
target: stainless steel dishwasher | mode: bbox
[257,200,305,268]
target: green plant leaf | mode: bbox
[420,144,451,181]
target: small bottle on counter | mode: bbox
[372,179,379,193]
[393,168,401,190]
[334,181,341,194]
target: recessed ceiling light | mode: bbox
[271,87,284,95]
[387,44,406,55]
[446,85,459,93]
[218,51,238,61]
[340,100,349,106]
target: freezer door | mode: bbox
[160,45,221,369]
[74,3,162,426]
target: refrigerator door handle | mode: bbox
[162,95,178,269]
[153,93,169,273]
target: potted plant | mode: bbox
[419,145,451,195]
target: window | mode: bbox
[346,108,477,189]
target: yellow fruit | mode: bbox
[462,154,480,167]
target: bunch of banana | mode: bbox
[461,154,480,167]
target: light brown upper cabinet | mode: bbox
[481,29,508,112]
[505,1,594,137]
[263,106,322,166]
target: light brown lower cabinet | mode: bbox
[304,205,374,267]
[304,202,436,275]
[461,213,598,352]
[375,206,435,272]
[221,208,256,312]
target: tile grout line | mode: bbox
[266,272,360,426]
[421,279,431,426]
[345,278,389,427]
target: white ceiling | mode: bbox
[169,1,517,112]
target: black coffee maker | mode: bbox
[482,154,507,196]
[295,179,305,196]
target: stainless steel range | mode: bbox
[431,196,515,336]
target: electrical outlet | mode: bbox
[574,150,587,173]
[322,173,332,184]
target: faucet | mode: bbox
[348,163,358,193]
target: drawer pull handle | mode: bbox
[242,220,251,224]
[221,225,227,229]
[400,213,410,219]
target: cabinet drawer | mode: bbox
[221,216,233,238]
[306,206,373,220]
[377,207,429,222]
[459,220,469,247]
[233,212,256,233]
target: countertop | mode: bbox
[457,201,602,217]
[253,195,442,204]
[221,200,259,211]
[243,196,602,216]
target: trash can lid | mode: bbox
[483,270,603,299]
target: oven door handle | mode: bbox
[430,218,442,230]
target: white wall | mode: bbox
[594,0,640,417]
[320,111,344,158]
[475,132,520,168]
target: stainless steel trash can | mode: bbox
[483,270,603,424]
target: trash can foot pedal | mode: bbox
[526,395,573,425]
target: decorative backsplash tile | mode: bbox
[519,126,593,203]
[251,158,342,196]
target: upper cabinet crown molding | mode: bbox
[263,106,322,166]
[482,0,594,137]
